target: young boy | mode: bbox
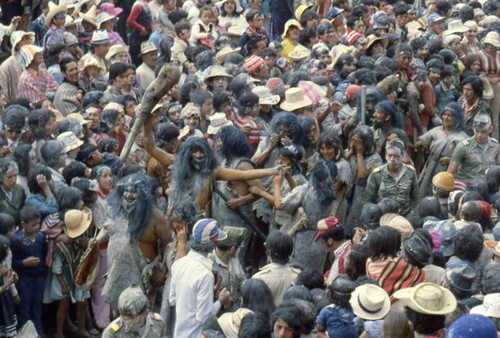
[171,21,197,73]
[10,205,46,336]
[238,9,269,55]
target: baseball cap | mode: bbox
[193,218,228,244]
[315,216,341,241]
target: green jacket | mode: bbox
[0,184,26,224]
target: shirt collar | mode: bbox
[334,240,350,258]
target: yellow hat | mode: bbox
[64,207,92,239]
[432,172,455,191]
[282,19,302,40]
[295,4,313,21]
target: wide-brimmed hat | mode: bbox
[81,56,104,72]
[366,34,388,50]
[443,19,469,37]
[64,15,82,27]
[67,113,92,127]
[20,45,44,68]
[380,213,414,243]
[330,44,356,67]
[216,46,241,63]
[483,31,500,48]
[96,12,115,28]
[46,1,68,26]
[393,283,457,315]
[98,2,122,16]
[207,112,233,135]
[446,264,476,292]
[105,44,129,61]
[267,77,289,91]
[91,29,110,44]
[282,19,302,40]
[181,103,201,119]
[225,25,245,37]
[299,80,326,106]
[192,218,227,244]
[139,41,158,56]
[427,13,445,25]
[57,131,84,152]
[216,0,243,14]
[218,308,254,338]
[64,207,92,238]
[295,4,313,21]
[288,44,311,62]
[280,87,312,111]
[204,65,233,83]
[470,293,500,318]
[252,86,280,105]
[10,31,35,55]
[80,4,98,27]
[350,284,391,320]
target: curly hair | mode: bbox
[453,225,484,261]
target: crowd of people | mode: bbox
[0,0,499,336]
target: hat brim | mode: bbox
[280,99,311,111]
[65,138,84,152]
[65,207,92,239]
[443,27,468,37]
[139,48,158,56]
[350,286,391,320]
[445,269,474,292]
[217,313,238,337]
[217,229,228,242]
[393,283,457,315]
[259,95,280,105]
[46,4,68,26]
[368,36,389,49]
[469,303,499,318]
[207,121,233,135]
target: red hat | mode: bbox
[245,55,265,74]
[315,216,341,241]
[343,84,361,103]
[474,200,492,218]
[267,77,289,90]
[347,30,363,46]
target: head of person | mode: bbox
[300,10,318,29]
[317,130,343,162]
[60,57,78,84]
[90,29,111,58]
[367,226,401,260]
[383,310,414,338]
[462,75,483,103]
[472,114,492,145]
[315,216,347,252]
[348,125,377,156]
[28,108,57,140]
[2,105,28,143]
[271,305,302,338]
[0,212,16,240]
[266,230,293,265]
[385,139,405,172]
[327,275,355,307]
[27,165,53,195]
[189,218,228,253]
[0,159,18,193]
[344,244,370,281]
[298,27,318,47]
[109,62,136,90]
[245,9,263,29]
[216,125,250,160]
[373,100,401,130]
[91,165,113,194]
[117,285,150,333]
[395,44,413,69]
[169,199,197,236]
[402,230,433,269]
[20,204,41,236]
[41,140,66,169]
[72,178,99,205]
[269,112,304,146]
[155,122,180,153]
[191,89,213,116]
[453,225,484,262]
[440,102,465,132]
[62,160,91,185]
[246,36,266,57]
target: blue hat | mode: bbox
[192,218,227,244]
[446,314,497,338]
[326,7,343,20]
[423,219,456,257]
[428,13,445,25]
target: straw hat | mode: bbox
[204,65,233,83]
[225,25,245,37]
[181,103,201,118]
[252,86,280,105]
[57,131,84,152]
[80,4,98,27]
[46,1,68,26]
[380,213,413,243]
[350,284,391,320]
[483,31,500,48]
[288,44,311,62]
[207,112,233,135]
[139,41,158,56]
[393,283,457,315]
[216,46,241,62]
[216,0,243,13]
[105,45,129,61]
[66,113,92,127]
[64,207,92,239]
[295,4,313,21]
[20,45,44,68]
[443,19,469,37]
[282,19,302,40]
[64,15,82,27]
[96,11,115,28]
[218,308,254,338]
[366,34,388,50]
[329,44,356,68]
[10,31,35,54]
[81,56,104,72]
[280,87,312,111]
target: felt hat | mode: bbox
[446,264,476,292]
[266,77,289,91]
[393,283,457,315]
[10,31,35,54]
[329,44,356,67]
[192,218,227,244]
[252,86,280,105]
[216,0,243,13]
[288,44,311,62]
[117,284,148,316]
[20,45,44,68]
[423,219,456,257]
[105,44,129,61]
[245,55,265,74]
[295,4,313,21]
[204,65,233,82]
[225,25,244,37]
[403,232,432,266]
[98,2,122,17]
[380,213,414,243]
[432,172,455,191]
[446,314,498,338]
[470,293,500,318]
[139,41,158,57]
[427,13,445,25]
[315,217,341,241]
[207,112,233,135]
[483,31,500,48]
[218,308,254,338]
[220,226,248,248]
[57,131,84,152]
[181,103,201,119]
[280,87,312,111]
[46,1,68,26]
[282,19,302,40]
[80,4,98,27]
[216,46,241,62]
[443,19,469,37]
[350,284,391,320]
[64,207,92,238]
[91,29,110,44]
[67,113,92,127]
[366,34,388,50]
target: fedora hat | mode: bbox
[330,44,356,68]
[443,19,468,37]
[98,2,122,17]
[207,112,233,135]
[380,213,414,243]
[57,131,84,152]
[295,4,313,21]
[105,44,129,61]
[280,87,312,111]
[403,232,432,266]
[204,65,233,82]
[218,308,254,338]
[288,44,311,62]
[81,56,104,72]
[80,4,98,27]
[470,293,500,318]
[446,264,476,292]
[46,1,68,26]
[252,86,280,105]
[350,284,391,320]
[483,31,500,48]
[96,11,115,28]
[225,25,244,37]
[64,207,92,239]
[139,41,158,56]
[393,283,457,315]
[216,46,241,63]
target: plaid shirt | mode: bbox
[17,69,59,103]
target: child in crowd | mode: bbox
[316,276,358,338]
[0,235,18,337]
[10,205,46,336]
[235,92,261,155]
[171,21,196,72]
[190,6,215,46]
[455,201,482,232]
[78,57,107,93]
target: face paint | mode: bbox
[121,313,146,333]
[122,186,137,213]
[191,149,205,170]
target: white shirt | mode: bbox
[136,63,156,91]
[169,249,221,337]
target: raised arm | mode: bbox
[214,165,282,182]
[143,117,175,168]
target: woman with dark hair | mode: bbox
[416,102,468,196]
[179,81,199,106]
[218,0,246,33]
[241,278,276,318]
[103,62,141,103]
[366,226,424,297]
[2,105,29,151]
[344,244,375,287]
[28,108,58,161]
[25,165,58,217]
[13,144,35,195]
[99,109,127,153]
[448,224,484,272]
[459,75,493,136]
[344,126,383,230]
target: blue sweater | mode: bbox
[10,230,47,276]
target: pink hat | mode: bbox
[267,77,289,90]
[429,231,442,253]
[347,30,363,46]
[245,55,265,74]
[343,85,361,103]
[98,3,123,17]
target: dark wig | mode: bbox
[56,186,83,218]
[360,203,383,230]
[212,90,232,112]
[241,279,276,318]
[216,125,251,159]
[310,159,337,207]
[3,105,28,130]
[405,307,445,335]
[453,225,484,262]
[271,305,302,338]
[462,75,483,98]
[367,226,401,260]
[282,286,313,303]
[179,81,199,106]
[238,313,271,338]
[317,130,343,161]
[349,126,376,156]
[269,112,304,145]
[296,270,325,290]
[356,86,385,125]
